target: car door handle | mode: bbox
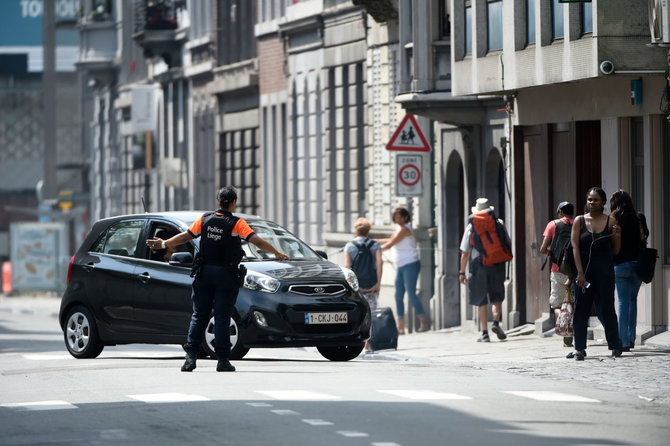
[137,272,151,283]
[83,262,95,272]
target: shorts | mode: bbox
[468,259,505,307]
[549,271,569,309]
[361,289,379,311]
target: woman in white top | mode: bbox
[380,206,428,333]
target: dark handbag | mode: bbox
[555,288,574,337]
[636,246,658,284]
[557,242,574,277]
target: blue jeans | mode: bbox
[615,261,642,348]
[394,260,424,319]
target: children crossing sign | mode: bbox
[386,114,431,152]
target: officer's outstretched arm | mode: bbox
[147,231,194,250]
[248,234,289,261]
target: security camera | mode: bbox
[600,60,614,75]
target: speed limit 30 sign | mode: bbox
[396,154,423,197]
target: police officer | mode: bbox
[146,186,288,372]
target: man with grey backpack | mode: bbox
[344,218,383,311]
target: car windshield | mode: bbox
[242,220,319,261]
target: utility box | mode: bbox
[10,222,69,293]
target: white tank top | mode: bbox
[392,223,420,267]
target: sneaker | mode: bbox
[181,353,197,372]
[477,332,490,342]
[491,324,507,340]
[216,359,236,372]
[563,336,573,347]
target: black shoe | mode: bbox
[622,346,631,352]
[575,351,585,361]
[216,359,236,372]
[566,350,587,359]
[181,354,197,372]
[491,324,507,340]
[611,349,622,358]
[477,332,490,342]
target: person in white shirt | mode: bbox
[381,207,428,334]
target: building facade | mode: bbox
[448,0,669,339]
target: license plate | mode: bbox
[304,312,348,325]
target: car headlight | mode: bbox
[340,266,359,292]
[243,270,280,293]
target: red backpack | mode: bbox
[469,209,513,266]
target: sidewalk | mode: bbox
[3,293,670,408]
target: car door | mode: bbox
[81,219,146,333]
[132,220,194,335]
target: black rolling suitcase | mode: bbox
[368,307,398,351]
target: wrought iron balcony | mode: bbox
[133,0,187,67]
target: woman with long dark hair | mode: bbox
[570,187,622,360]
[610,190,649,351]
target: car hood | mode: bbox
[243,260,345,281]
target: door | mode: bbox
[83,219,146,332]
[132,221,195,335]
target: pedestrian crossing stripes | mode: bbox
[0,400,76,411]
[378,390,472,400]
[503,391,600,403]
[256,390,342,400]
[0,389,600,411]
[127,393,211,403]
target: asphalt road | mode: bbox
[1,298,669,446]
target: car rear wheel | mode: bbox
[202,314,250,360]
[63,306,104,359]
[317,344,365,361]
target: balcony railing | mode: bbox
[133,0,187,67]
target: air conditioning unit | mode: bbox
[650,0,670,44]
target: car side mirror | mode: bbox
[169,252,193,267]
[315,250,328,260]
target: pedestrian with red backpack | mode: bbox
[459,198,513,342]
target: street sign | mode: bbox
[386,114,431,152]
[396,154,423,197]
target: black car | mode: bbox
[59,211,371,361]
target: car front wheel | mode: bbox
[202,314,250,360]
[317,344,365,361]
[63,306,104,359]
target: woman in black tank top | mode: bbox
[569,187,622,361]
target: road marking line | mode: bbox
[378,390,472,400]
[271,409,300,415]
[503,391,600,403]
[100,429,129,440]
[302,419,334,426]
[22,353,71,360]
[372,443,403,446]
[246,402,273,407]
[336,431,369,438]
[1,400,76,410]
[256,390,341,400]
[127,393,210,403]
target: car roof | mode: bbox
[96,211,267,227]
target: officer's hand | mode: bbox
[276,252,289,261]
[146,238,163,250]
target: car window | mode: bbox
[147,222,193,262]
[242,220,319,260]
[93,220,145,257]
